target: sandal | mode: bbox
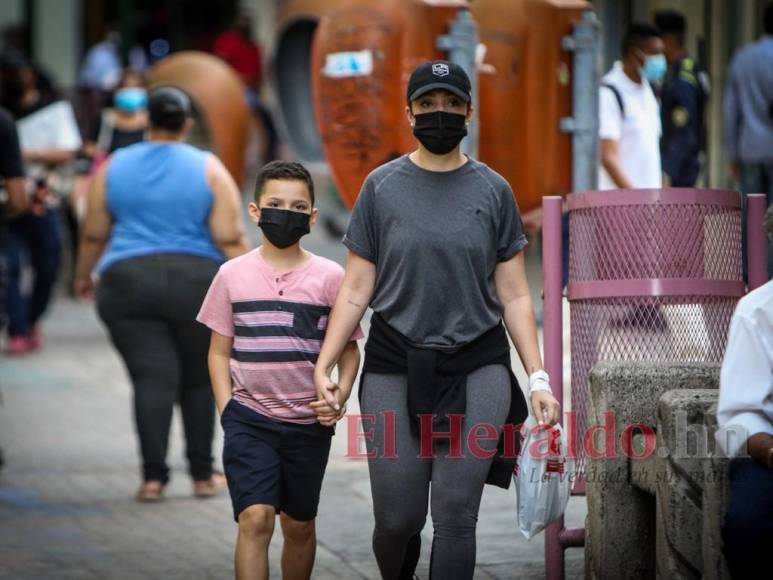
[193,471,227,498]
[136,480,165,502]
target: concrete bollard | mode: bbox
[585,362,727,580]
[655,391,730,580]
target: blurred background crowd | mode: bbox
[0,0,770,358]
[0,2,771,578]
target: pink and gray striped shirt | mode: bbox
[196,248,363,424]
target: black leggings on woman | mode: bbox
[361,365,512,580]
[97,253,220,483]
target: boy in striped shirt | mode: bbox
[197,161,362,579]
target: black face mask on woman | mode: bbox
[258,208,311,248]
[412,111,468,155]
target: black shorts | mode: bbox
[220,399,334,522]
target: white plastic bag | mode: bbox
[514,415,573,540]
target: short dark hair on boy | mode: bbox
[254,160,315,206]
[622,23,662,57]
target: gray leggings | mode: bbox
[361,365,511,580]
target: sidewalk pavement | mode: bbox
[0,216,585,579]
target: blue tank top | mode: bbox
[98,142,224,273]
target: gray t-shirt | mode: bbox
[343,155,527,350]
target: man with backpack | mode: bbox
[598,23,665,190]
[597,24,668,329]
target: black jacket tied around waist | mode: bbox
[359,312,529,489]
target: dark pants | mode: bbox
[722,458,773,578]
[97,253,220,483]
[4,209,62,337]
[670,157,700,187]
[221,400,333,522]
[740,161,773,281]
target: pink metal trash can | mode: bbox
[541,190,769,580]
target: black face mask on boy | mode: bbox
[258,208,311,249]
[412,111,468,155]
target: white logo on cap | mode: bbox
[432,63,450,77]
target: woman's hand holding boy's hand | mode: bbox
[314,370,341,409]
[310,384,350,426]
[313,371,351,426]
[310,398,347,427]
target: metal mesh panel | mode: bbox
[568,198,742,485]
[570,204,741,282]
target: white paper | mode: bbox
[323,50,373,78]
[16,101,83,152]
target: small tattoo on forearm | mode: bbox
[347,300,362,308]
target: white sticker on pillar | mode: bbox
[323,50,373,78]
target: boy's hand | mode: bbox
[314,371,342,411]
[311,379,352,426]
[310,399,347,426]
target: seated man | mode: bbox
[716,204,773,578]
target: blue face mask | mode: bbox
[641,54,667,84]
[114,87,147,112]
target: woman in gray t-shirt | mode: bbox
[312,60,560,580]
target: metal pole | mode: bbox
[747,193,769,291]
[544,11,601,579]
[560,9,600,192]
[543,196,564,580]
[437,8,478,158]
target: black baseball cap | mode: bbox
[407,60,471,103]
[148,86,191,130]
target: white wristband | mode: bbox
[528,370,551,394]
